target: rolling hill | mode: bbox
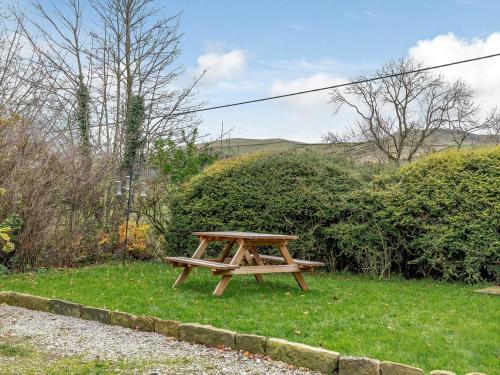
[202,129,497,163]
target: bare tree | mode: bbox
[0,0,206,269]
[444,82,499,149]
[15,0,93,163]
[89,0,203,160]
[321,130,367,160]
[330,58,474,164]
[486,110,500,144]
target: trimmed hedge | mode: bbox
[390,147,499,282]
[165,147,499,282]
[166,151,363,264]
[329,146,500,282]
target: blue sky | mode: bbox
[28,0,500,141]
[168,0,499,65]
[160,0,500,142]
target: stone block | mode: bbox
[14,293,51,312]
[381,361,424,375]
[0,291,16,305]
[430,371,456,375]
[235,333,267,355]
[339,356,380,375]
[49,299,82,318]
[110,310,135,328]
[80,306,111,324]
[131,315,155,332]
[109,311,154,331]
[154,318,180,338]
[179,323,236,348]
[266,338,339,374]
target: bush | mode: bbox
[0,188,23,258]
[166,147,499,283]
[329,146,500,282]
[390,147,500,282]
[166,151,364,265]
[118,221,159,260]
[325,176,403,278]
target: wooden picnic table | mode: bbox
[165,231,324,296]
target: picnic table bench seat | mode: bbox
[208,254,324,269]
[251,254,325,268]
[165,256,239,270]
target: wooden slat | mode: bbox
[194,231,298,241]
[165,257,239,270]
[249,254,325,267]
[214,264,300,275]
[207,255,323,269]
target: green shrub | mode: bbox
[329,146,500,282]
[166,147,499,282]
[325,175,403,278]
[166,151,364,265]
[391,147,499,282]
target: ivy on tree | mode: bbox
[122,95,145,172]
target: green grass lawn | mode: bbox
[1,261,498,374]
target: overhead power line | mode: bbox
[173,52,500,117]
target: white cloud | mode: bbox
[262,73,354,139]
[409,32,500,109]
[269,73,346,109]
[196,49,247,86]
[259,58,343,73]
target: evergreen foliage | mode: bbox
[76,82,91,161]
[166,151,363,262]
[166,147,499,282]
[122,95,145,172]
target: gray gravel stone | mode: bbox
[0,304,318,375]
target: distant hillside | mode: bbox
[201,130,497,162]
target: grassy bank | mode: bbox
[1,261,498,373]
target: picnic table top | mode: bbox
[192,231,298,241]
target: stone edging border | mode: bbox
[0,291,486,375]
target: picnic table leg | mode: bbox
[247,245,266,284]
[244,249,264,284]
[212,275,232,296]
[173,238,208,289]
[278,243,309,291]
[212,240,247,296]
[217,239,236,263]
[173,266,192,288]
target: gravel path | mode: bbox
[0,304,319,374]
